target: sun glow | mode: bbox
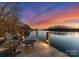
[66,25,79,29]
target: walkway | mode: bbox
[15,39,68,57]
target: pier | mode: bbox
[15,39,68,57]
[15,31,68,57]
[0,31,68,57]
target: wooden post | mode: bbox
[46,32,50,44]
[36,30,38,39]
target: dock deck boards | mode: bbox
[15,40,68,57]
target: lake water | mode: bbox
[29,30,79,57]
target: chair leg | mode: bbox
[31,43,34,48]
[25,44,28,48]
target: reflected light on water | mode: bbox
[73,32,79,37]
[68,32,79,37]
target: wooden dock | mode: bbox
[15,39,68,57]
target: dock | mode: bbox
[15,39,68,57]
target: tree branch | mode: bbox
[0,3,8,20]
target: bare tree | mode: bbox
[0,2,22,36]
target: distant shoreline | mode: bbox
[47,29,79,32]
[33,29,79,32]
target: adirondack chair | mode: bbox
[23,31,36,48]
[0,32,21,57]
[0,37,5,45]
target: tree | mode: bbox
[18,22,32,36]
[0,3,22,37]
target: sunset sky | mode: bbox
[20,2,79,29]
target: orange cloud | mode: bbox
[32,11,79,29]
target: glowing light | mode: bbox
[46,40,49,43]
[40,42,49,48]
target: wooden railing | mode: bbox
[36,30,50,44]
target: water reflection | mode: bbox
[36,30,79,57]
[49,31,79,37]
[49,31,69,35]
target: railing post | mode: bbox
[36,30,38,39]
[46,32,50,44]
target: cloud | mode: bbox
[61,19,79,24]
[20,3,79,29]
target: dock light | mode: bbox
[22,36,25,41]
[46,32,50,44]
[46,40,49,44]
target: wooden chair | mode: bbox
[23,40,36,48]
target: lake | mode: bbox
[29,30,79,57]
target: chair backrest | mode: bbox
[26,31,36,40]
[4,32,13,42]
